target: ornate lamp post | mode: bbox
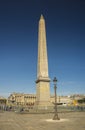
[53,77,60,120]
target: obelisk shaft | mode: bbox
[35,15,51,109]
[37,15,48,78]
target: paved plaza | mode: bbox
[0,111,85,130]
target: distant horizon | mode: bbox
[1,91,85,99]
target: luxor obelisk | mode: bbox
[35,15,51,109]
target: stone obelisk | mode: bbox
[35,15,51,109]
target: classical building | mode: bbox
[7,93,36,108]
[7,93,73,107]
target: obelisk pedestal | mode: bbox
[35,15,52,110]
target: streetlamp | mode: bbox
[53,77,60,120]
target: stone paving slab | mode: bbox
[0,111,85,130]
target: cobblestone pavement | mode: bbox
[0,111,85,130]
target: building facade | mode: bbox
[7,93,36,108]
[8,93,73,107]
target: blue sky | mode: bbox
[0,0,85,97]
